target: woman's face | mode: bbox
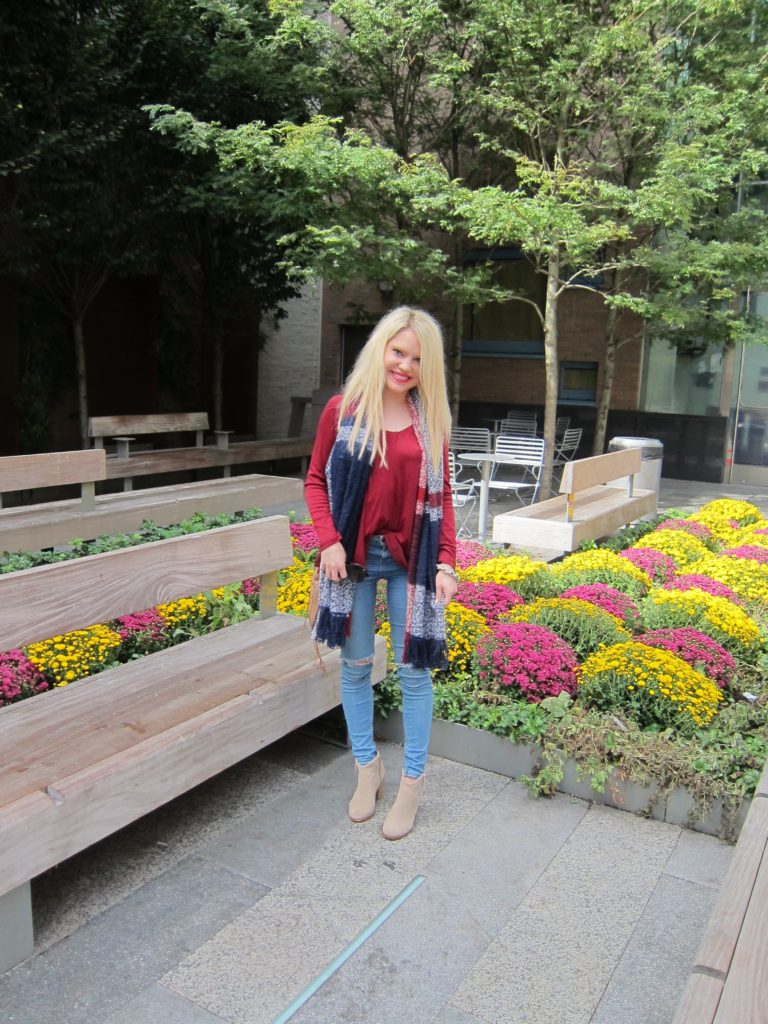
[383,327,421,396]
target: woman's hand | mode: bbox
[320,541,348,581]
[435,569,458,606]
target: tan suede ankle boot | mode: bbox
[382,774,424,840]
[348,753,385,822]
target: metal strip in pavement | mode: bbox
[271,874,426,1024]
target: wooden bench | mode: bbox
[673,760,768,1023]
[491,447,657,551]
[0,450,304,553]
[88,412,313,491]
[0,515,387,973]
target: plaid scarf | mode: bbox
[312,392,448,671]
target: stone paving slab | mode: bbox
[0,855,266,1024]
[162,754,508,1024]
[590,874,722,1024]
[288,784,587,1024]
[103,984,227,1024]
[451,804,684,1024]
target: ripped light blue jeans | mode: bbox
[341,535,433,778]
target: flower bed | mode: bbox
[2,504,768,837]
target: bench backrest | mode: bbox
[88,412,209,440]
[0,515,293,650]
[0,450,106,494]
[559,447,642,494]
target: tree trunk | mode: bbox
[449,297,463,423]
[593,301,619,455]
[73,313,89,448]
[212,327,224,432]
[540,251,560,499]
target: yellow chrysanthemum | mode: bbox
[156,593,209,626]
[27,624,122,687]
[443,602,490,673]
[459,554,546,587]
[695,498,761,525]
[685,555,768,605]
[551,549,651,587]
[579,641,723,732]
[277,557,314,615]
[631,529,711,568]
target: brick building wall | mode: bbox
[257,280,323,438]
[459,288,643,411]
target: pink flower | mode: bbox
[455,581,523,622]
[635,628,735,689]
[722,545,768,564]
[0,649,49,706]
[559,583,638,623]
[662,574,743,605]
[655,518,712,543]
[456,539,494,568]
[290,522,319,555]
[113,608,166,641]
[476,623,578,702]
[620,547,676,584]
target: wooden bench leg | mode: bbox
[0,882,34,972]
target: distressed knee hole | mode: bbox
[342,655,375,667]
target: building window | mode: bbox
[560,361,598,403]
[462,247,545,358]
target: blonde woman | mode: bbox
[305,306,458,840]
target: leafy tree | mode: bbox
[447,0,768,490]
[1,0,324,444]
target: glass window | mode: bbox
[463,248,545,357]
[560,361,598,403]
[640,338,725,415]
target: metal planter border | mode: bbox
[375,711,750,839]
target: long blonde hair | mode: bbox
[338,306,452,468]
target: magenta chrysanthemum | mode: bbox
[559,583,639,623]
[456,539,494,568]
[655,518,712,543]
[476,622,578,702]
[620,547,676,584]
[454,581,523,622]
[635,628,735,689]
[722,545,768,564]
[0,649,49,706]
[662,574,743,605]
[290,522,319,554]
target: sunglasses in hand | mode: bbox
[345,562,368,582]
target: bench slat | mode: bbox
[0,616,316,804]
[103,437,313,479]
[714,825,768,1021]
[686,797,768,978]
[0,516,293,650]
[0,450,106,494]
[673,795,768,1023]
[0,625,386,900]
[560,447,642,493]
[0,473,303,553]
[88,413,209,438]
[673,973,726,1024]
[492,486,656,550]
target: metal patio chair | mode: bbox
[488,435,546,505]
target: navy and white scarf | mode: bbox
[312,391,448,671]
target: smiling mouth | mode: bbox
[390,372,411,383]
